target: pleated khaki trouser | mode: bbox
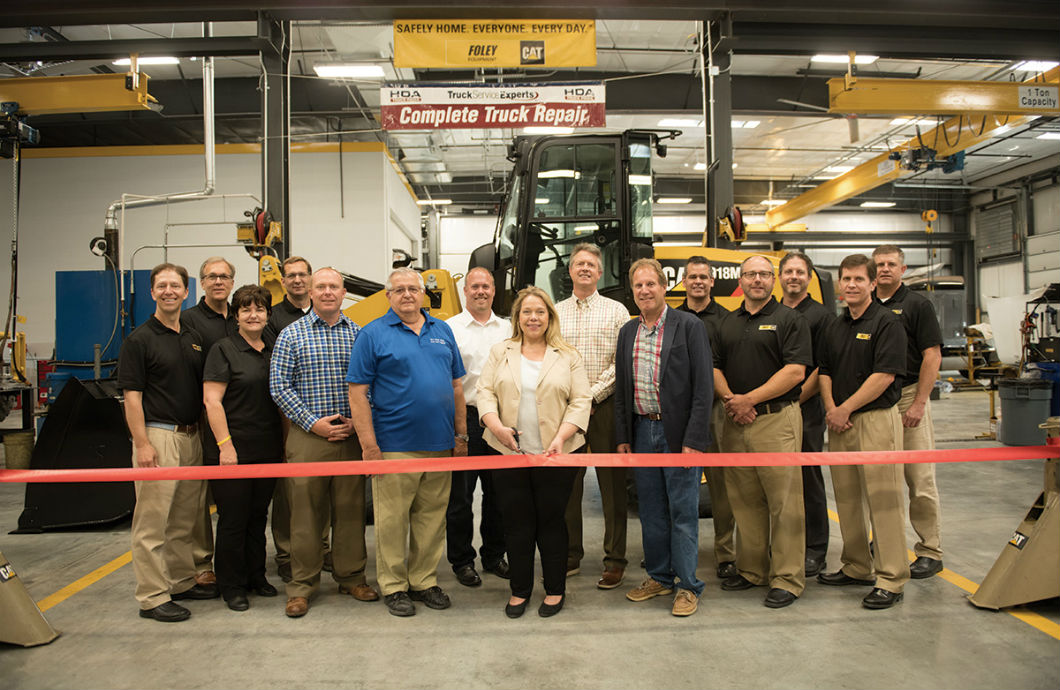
[131,426,205,609]
[374,451,452,596]
[706,398,736,565]
[721,402,806,596]
[828,406,911,593]
[898,384,943,559]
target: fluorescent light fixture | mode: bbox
[523,127,574,135]
[657,197,692,204]
[1035,132,1060,140]
[416,199,452,206]
[539,169,579,179]
[113,56,179,65]
[732,162,738,169]
[629,174,653,186]
[759,199,786,207]
[860,201,896,208]
[573,225,598,232]
[534,197,549,204]
[742,120,760,129]
[1013,60,1059,72]
[992,124,1012,136]
[313,63,385,78]
[658,118,702,128]
[812,54,879,65]
[890,117,932,127]
[694,162,707,171]
[826,165,854,173]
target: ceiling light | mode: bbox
[539,169,579,179]
[313,64,385,78]
[826,165,854,173]
[694,162,706,171]
[860,201,896,208]
[535,197,549,204]
[523,127,574,135]
[1035,132,1060,140]
[629,174,653,186]
[889,117,933,127]
[759,199,786,207]
[1013,61,1059,72]
[812,54,879,65]
[657,197,692,204]
[573,225,598,232]
[742,120,760,129]
[732,162,738,169]
[112,56,179,65]
[416,199,452,206]
[658,118,702,128]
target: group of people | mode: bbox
[116,240,944,623]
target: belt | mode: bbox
[146,421,198,434]
[638,412,663,421]
[752,399,796,416]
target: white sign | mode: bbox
[1018,85,1058,110]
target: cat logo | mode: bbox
[758,324,777,331]
[891,308,903,315]
[1008,531,1028,549]
[520,40,545,65]
[0,564,15,582]
[856,332,872,340]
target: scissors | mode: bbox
[510,427,521,452]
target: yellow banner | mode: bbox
[394,20,596,68]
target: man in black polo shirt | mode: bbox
[817,253,909,610]
[180,256,238,588]
[873,244,945,579]
[780,251,836,578]
[118,262,214,622]
[714,255,812,609]
[676,255,736,580]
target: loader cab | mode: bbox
[475,131,664,315]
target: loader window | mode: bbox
[533,143,617,219]
[524,219,621,304]
[629,141,654,240]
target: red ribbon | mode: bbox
[0,445,1056,484]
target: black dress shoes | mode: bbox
[455,564,483,587]
[862,587,904,609]
[505,599,528,618]
[251,581,279,597]
[716,561,739,579]
[538,596,564,617]
[721,574,755,591]
[139,601,191,622]
[804,556,826,578]
[483,559,511,579]
[909,556,943,579]
[408,586,451,610]
[817,570,875,587]
[171,583,219,600]
[763,588,797,608]
[225,593,250,611]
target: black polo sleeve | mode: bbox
[874,314,908,375]
[203,340,233,384]
[780,311,814,368]
[116,333,147,392]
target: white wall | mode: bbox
[0,147,418,356]
[438,215,496,292]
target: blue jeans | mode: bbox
[632,416,704,596]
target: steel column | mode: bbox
[260,15,290,257]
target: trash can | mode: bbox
[1029,362,1060,417]
[998,379,1052,446]
[2,431,35,470]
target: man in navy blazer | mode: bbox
[615,258,713,617]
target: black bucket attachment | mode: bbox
[13,377,133,533]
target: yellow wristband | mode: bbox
[217,435,232,447]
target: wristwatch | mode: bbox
[455,433,469,442]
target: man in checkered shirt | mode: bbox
[556,242,632,590]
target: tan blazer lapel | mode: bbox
[538,347,561,385]
[503,342,523,396]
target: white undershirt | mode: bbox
[516,357,544,454]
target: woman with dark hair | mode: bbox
[203,284,284,611]
[476,286,591,618]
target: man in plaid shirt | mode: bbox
[556,243,631,590]
[270,267,379,618]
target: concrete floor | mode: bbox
[1,388,1058,689]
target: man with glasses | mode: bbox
[180,256,239,590]
[348,268,467,617]
[714,256,812,608]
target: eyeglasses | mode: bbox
[741,271,774,280]
[388,286,423,295]
[203,273,233,282]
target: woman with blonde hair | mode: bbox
[477,286,591,618]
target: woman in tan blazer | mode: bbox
[477,286,591,619]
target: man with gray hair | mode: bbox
[348,267,468,617]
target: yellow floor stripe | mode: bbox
[36,551,132,612]
[826,508,1059,641]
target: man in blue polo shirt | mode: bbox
[347,267,468,617]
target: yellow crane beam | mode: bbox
[0,73,157,116]
[766,68,1059,229]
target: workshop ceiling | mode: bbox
[1,4,1058,215]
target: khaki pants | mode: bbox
[720,402,806,595]
[898,384,943,559]
[374,451,452,596]
[706,399,736,564]
[284,426,367,599]
[271,457,331,568]
[565,396,628,570]
[829,406,910,592]
[131,426,205,609]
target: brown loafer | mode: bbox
[195,570,216,586]
[597,566,625,590]
[339,583,380,602]
[285,596,309,618]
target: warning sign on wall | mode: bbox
[394,20,596,68]
[380,82,606,130]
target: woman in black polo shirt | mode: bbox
[203,284,284,611]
